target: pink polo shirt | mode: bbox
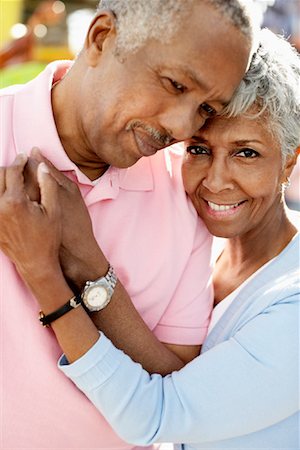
[0,61,213,449]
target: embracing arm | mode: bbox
[2,156,297,445]
[27,150,206,369]
[57,241,202,368]
[1,154,199,373]
[60,291,299,445]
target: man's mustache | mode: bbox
[126,120,173,147]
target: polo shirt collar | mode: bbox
[118,157,154,191]
[14,61,74,173]
[13,60,154,194]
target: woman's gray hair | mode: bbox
[97,0,256,55]
[225,29,300,160]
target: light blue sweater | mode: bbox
[59,232,300,449]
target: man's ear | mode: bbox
[84,11,117,67]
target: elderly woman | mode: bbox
[0,29,299,449]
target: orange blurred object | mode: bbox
[0,0,66,69]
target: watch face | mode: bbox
[86,286,108,308]
[82,270,116,312]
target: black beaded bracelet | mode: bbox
[39,294,82,327]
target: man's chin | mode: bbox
[115,154,143,169]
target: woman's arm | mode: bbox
[60,290,299,445]
[1,156,297,445]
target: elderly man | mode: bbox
[0,0,255,449]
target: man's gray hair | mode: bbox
[97,0,256,55]
[225,29,300,161]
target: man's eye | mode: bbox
[236,148,259,158]
[200,103,216,118]
[167,78,186,93]
[186,145,210,155]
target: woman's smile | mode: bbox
[204,199,246,217]
[182,111,290,238]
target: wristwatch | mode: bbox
[81,265,117,312]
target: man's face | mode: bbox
[75,2,251,176]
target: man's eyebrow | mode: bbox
[159,65,211,91]
[159,65,230,106]
[184,68,230,107]
[183,68,210,89]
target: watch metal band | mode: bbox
[39,294,82,327]
[104,264,117,289]
[83,265,117,294]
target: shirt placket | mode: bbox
[81,168,120,207]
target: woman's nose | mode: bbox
[202,159,234,193]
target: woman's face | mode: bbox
[182,113,296,238]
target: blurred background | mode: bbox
[1,0,299,86]
[0,0,299,208]
[0,0,99,84]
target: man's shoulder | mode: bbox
[148,144,184,180]
[117,144,186,194]
[0,87,18,164]
[0,60,72,101]
[0,79,34,113]
[0,83,23,102]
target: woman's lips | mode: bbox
[205,199,246,217]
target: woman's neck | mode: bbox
[213,206,297,304]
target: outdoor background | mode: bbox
[1,0,299,87]
[1,0,298,210]
[0,1,299,449]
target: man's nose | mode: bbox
[202,158,235,194]
[159,104,205,142]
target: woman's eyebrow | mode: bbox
[234,139,263,145]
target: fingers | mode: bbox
[31,147,50,164]
[23,158,40,202]
[37,162,60,217]
[5,153,28,195]
[31,147,72,190]
[0,167,5,195]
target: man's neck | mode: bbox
[51,76,109,181]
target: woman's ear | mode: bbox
[281,151,299,182]
[84,11,117,67]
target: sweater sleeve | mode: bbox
[58,292,299,446]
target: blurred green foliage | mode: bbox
[0,62,46,88]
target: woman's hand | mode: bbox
[0,154,63,297]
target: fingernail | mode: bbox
[17,152,28,162]
[39,162,49,174]
[31,147,42,158]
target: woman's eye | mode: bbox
[186,145,210,155]
[236,148,259,158]
[166,78,186,93]
[200,103,216,118]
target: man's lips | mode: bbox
[133,129,166,157]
